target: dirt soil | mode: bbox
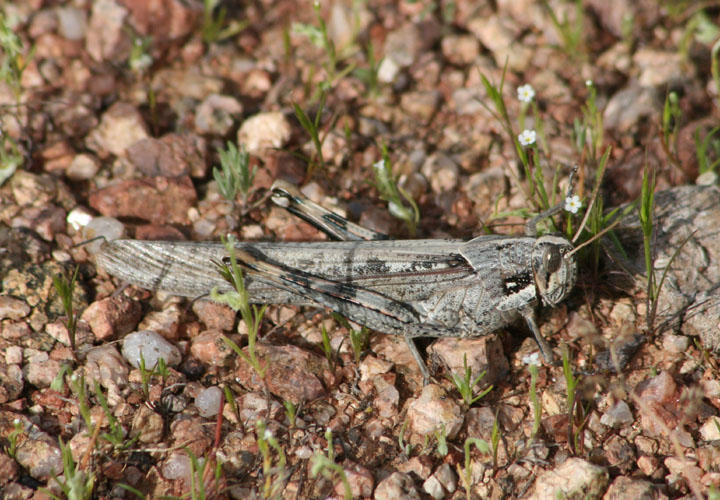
[1,0,720,499]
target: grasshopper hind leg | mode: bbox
[403,334,432,384]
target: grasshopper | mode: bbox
[95,180,577,382]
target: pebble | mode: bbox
[603,84,658,133]
[634,48,689,87]
[334,461,373,498]
[603,476,661,500]
[85,345,129,392]
[192,299,236,331]
[0,363,24,403]
[195,386,223,417]
[24,359,63,388]
[162,451,192,480]
[190,330,233,366]
[237,111,292,155]
[66,153,99,181]
[85,0,129,63]
[138,305,182,341]
[126,133,207,178]
[406,384,464,440]
[0,296,31,320]
[235,344,328,404]
[56,6,87,41]
[10,170,57,207]
[194,94,243,135]
[86,102,149,157]
[15,431,63,481]
[428,336,508,386]
[88,176,197,225]
[399,90,441,123]
[131,404,164,443]
[700,417,720,441]
[529,458,608,500]
[374,471,421,500]
[600,400,634,428]
[441,34,480,66]
[81,295,142,341]
[122,330,182,369]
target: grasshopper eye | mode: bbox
[542,246,562,274]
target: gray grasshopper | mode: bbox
[95,180,577,381]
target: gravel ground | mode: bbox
[1,1,720,499]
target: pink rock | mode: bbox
[89,176,197,225]
[81,295,142,340]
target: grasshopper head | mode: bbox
[531,235,577,307]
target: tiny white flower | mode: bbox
[263,429,274,440]
[522,352,541,366]
[13,418,20,425]
[564,194,582,214]
[373,159,385,172]
[585,79,593,87]
[517,84,535,103]
[518,129,536,147]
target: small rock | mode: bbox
[419,152,459,193]
[15,432,63,481]
[406,384,464,439]
[604,435,635,470]
[126,133,207,178]
[192,299,236,331]
[372,374,400,418]
[131,404,164,443]
[122,330,182,369]
[441,34,480,66]
[152,68,224,101]
[138,304,183,340]
[700,417,720,441]
[467,15,532,70]
[190,330,234,366]
[602,476,661,500]
[12,204,66,241]
[603,84,659,133]
[0,363,24,403]
[400,90,441,123]
[383,23,423,69]
[0,296,31,320]
[600,400,633,428]
[85,0,130,63]
[336,461,373,498]
[10,170,57,207]
[529,458,609,500]
[195,386,223,417]
[237,111,292,155]
[24,359,63,388]
[235,344,329,404]
[81,295,142,341]
[5,345,23,364]
[635,371,677,404]
[89,176,197,225]
[86,102,148,158]
[122,0,201,40]
[85,344,129,394]
[423,463,457,499]
[374,471,421,500]
[662,333,689,353]
[66,153,100,181]
[359,355,393,380]
[56,6,87,40]
[0,451,19,483]
[162,451,192,480]
[194,94,243,135]
[634,48,690,87]
[428,336,508,386]
[397,456,434,480]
